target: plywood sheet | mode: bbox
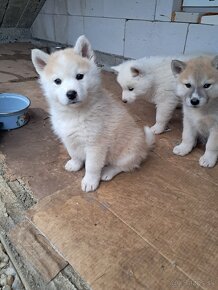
[27,188,204,289]
[9,219,68,283]
[95,153,218,290]
[1,46,218,290]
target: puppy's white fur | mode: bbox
[31,36,154,192]
[112,57,184,134]
[172,55,218,167]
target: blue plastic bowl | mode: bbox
[0,93,31,130]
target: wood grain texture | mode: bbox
[1,54,218,290]
[27,185,216,290]
[9,220,68,283]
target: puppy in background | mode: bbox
[172,55,218,167]
[31,35,154,192]
[112,57,181,134]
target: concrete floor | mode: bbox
[0,43,218,290]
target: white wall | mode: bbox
[31,0,218,59]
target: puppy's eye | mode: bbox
[76,74,84,80]
[54,78,62,85]
[128,87,134,91]
[203,83,211,89]
[185,83,191,88]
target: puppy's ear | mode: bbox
[130,66,143,77]
[212,55,218,69]
[111,64,122,74]
[74,35,95,61]
[171,60,186,76]
[31,49,49,75]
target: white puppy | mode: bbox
[112,57,181,134]
[31,36,154,192]
[172,55,218,167]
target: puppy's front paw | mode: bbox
[101,170,114,181]
[101,166,120,181]
[150,124,165,134]
[65,159,83,172]
[81,175,100,192]
[199,153,217,168]
[173,143,192,156]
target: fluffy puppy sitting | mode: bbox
[172,55,218,167]
[31,35,154,192]
[112,57,181,134]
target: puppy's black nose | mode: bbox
[190,98,200,106]
[66,90,77,100]
[122,100,127,103]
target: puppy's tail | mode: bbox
[144,126,155,148]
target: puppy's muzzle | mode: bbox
[66,90,77,100]
[190,98,200,106]
[122,99,128,103]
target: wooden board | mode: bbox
[26,180,217,289]
[9,219,68,283]
[1,52,218,290]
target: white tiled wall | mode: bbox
[54,15,83,45]
[102,0,156,20]
[31,0,218,60]
[185,24,218,54]
[155,0,176,21]
[31,13,55,42]
[67,0,83,16]
[84,17,125,55]
[124,20,188,58]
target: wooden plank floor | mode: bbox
[0,43,218,289]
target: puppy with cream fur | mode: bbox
[31,36,154,192]
[112,57,181,134]
[172,55,218,167]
